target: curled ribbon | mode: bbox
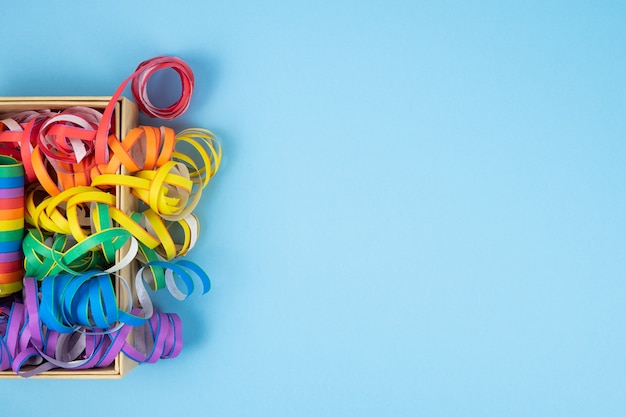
[38,271,145,333]
[96,55,194,164]
[0,55,220,377]
[1,277,183,377]
[135,259,211,312]
[22,124,220,279]
[131,56,194,119]
[23,185,201,275]
[0,56,198,191]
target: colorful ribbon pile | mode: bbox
[0,55,222,376]
[21,126,220,288]
[1,277,182,377]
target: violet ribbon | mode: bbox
[0,277,183,377]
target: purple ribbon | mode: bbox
[0,278,183,377]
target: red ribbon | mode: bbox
[96,56,194,164]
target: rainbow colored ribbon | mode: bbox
[0,55,222,377]
[0,156,24,296]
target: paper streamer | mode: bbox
[0,56,221,376]
[23,185,201,273]
[0,156,24,297]
[0,277,183,377]
[0,56,197,191]
[96,56,194,164]
[38,271,146,333]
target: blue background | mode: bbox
[1,1,625,415]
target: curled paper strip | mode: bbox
[0,278,183,377]
[0,55,221,376]
[39,107,101,165]
[96,55,194,164]
[173,128,222,190]
[38,271,146,333]
[131,56,194,119]
[0,56,200,191]
[0,107,104,194]
[98,126,176,175]
[22,125,220,277]
[22,228,138,280]
[135,259,211,313]
[23,185,201,277]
